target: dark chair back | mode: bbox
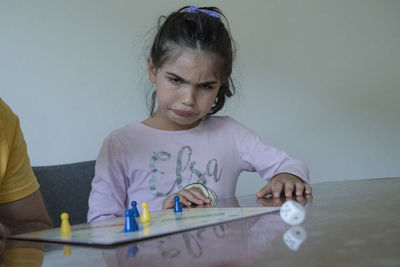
[33,160,95,226]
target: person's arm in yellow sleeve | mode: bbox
[0,189,52,235]
[0,190,52,254]
[0,98,52,254]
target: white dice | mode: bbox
[283,226,307,251]
[280,200,306,225]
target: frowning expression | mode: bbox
[148,49,221,130]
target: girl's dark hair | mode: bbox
[148,6,236,116]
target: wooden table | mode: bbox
[2,178,400,266]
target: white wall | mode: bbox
[1,0,399,196]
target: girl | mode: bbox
[88,6,311,222]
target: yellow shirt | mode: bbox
[1,247,44,267]
[0,98,39,204]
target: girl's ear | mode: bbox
[147,57,157,83]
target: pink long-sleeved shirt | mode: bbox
[87,116,309,222]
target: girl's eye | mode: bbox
[199,84,214,90]
[168,77,182,84]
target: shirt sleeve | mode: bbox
[87,133,128,222]
[0,113,39,204]
[233,119,310,183]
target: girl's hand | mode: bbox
[162,187,212,209]
[256,194,313,207]
[256,173,312,199]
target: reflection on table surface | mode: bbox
[2,177,400,266]
[3,211,289,266]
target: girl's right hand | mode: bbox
[162,188,211,209]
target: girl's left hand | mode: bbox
[162,187,211,209]
[256,173,312,199]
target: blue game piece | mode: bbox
[131,201,140,218]
[174,196,182,213]
[128,244,138,258]
[124,209,138,232]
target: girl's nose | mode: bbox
[181,87,196,106]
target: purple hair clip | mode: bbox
[185,6,220,18]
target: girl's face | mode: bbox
[147,49,221,131]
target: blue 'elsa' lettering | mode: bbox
[149,151,178,197]
[149,146,223,196]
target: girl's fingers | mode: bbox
[295,182,305,196]
[187,188,211,203]
[284,181,295,197]
[304,184,312,195]
[272,181,283,198]
[178,189,207,206]
[256,182,273,198]
[162,196,175,209]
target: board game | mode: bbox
[10,207,280,246]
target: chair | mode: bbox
[33,160,95,226]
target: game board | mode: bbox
[10,207,280,246]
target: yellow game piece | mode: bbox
[64,245,71,256]
[60,212,71,234]
[143,223,150,236]
[141,202,151,224]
